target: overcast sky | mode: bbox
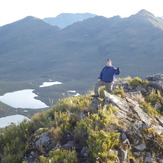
[0,0,163,26]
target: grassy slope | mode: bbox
[0,77,163,162]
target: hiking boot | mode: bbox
[92,95,99,98]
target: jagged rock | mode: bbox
[146,86,153,94]
[146,74,163,93]
[23,151,39,163]
[104,91,130,113]
[122,139,131,150]
[90,97,101,110]
[104,91,163,135]
[144,156,154,163]
[62,141,74,149]
[154,102,162,110]
[126,97,163,135]
[144,152,156,163]
[158,158,163,163]
[128,91,142,97]
[61,131,74,145]
[133,105,153,126]
[156,117,163,126]
[81,147,89,157]
[113,80,130,90]
[133,143,146,151]
[23,130,55,162]
[35,131,54,153]
[146,74,163,81]
[119,149,128,162]
[79,112,86,119]
[126,97,153,126]
[134,152,141,157]
[135,86,147,93]
[121,133,128,141]
[53,141,62,150]
[150,125,163,135]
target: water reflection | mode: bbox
[0,89,48,109]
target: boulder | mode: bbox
[35,131,53,153]
[135,86,147,93]
[62,141,74,149]
[133,143,146,151]
[154,102,162,110]
[81,147,89,157]
[144,152,156,163]
[90,97,101,110]
[23,151,39,163]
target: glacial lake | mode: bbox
[0,114,30,128]
[0,89,48,109]
[39,81,62,87]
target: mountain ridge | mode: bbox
[44,12,96,28]
[0,10,163,106]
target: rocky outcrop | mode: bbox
[146,74,163,93]
[104,91,163,135]
[104,91,163,162]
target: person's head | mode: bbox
[106,59,112,67]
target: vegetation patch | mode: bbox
[129,77,149,89]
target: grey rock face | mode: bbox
[119,149,128,162]
[81,147,89,157]
[146,74,163,93]
[146,74,163,81]
[133,143,146,151]
[35,131,53,153]
[90,97,101,110]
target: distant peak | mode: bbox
[137,9,155,17]
[23,16,41,21]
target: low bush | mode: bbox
[129,77,149,88]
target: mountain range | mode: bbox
[44,13,96,28]
[0,9,163,105]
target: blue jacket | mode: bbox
[99,66,120,83]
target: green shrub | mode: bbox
[129,77,149,88]
[51,95,92,113]
[140,102,159,116]
[87,129,119,162]
[0,93,121,162]
[145,94,163,113]
[112,86,125,97]
[98,86,106,98]
[0,120,32,163]
[39,149,77,163]
[146,94,162,103]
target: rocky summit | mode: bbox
[0,74,163,163]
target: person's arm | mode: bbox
[98,67,105,80]
[114,67,120,75]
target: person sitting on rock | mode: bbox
[92,59,120,97]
